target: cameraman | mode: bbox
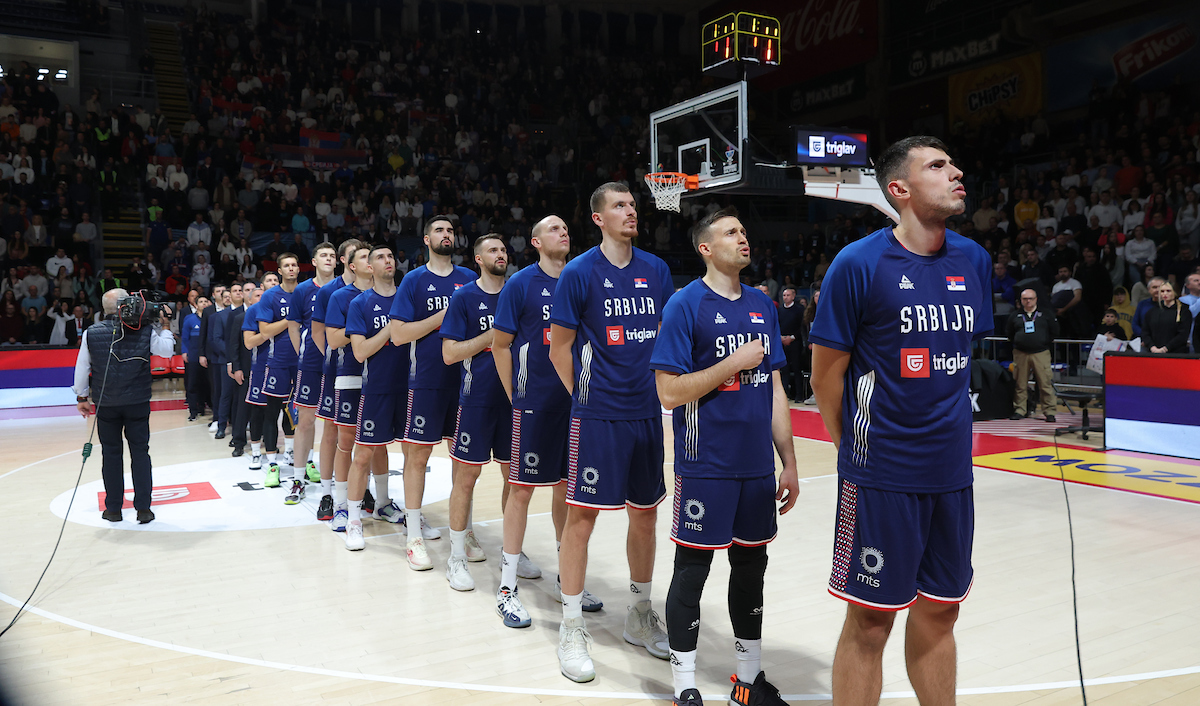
[72,288,176,524]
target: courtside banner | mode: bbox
[947,53,1042,126]
[1104,353,1200,461]
[0,348,77,389]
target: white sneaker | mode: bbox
[557,617,596,683]
[464,530,485,562]
[344,520,365,551]
[446,556,475,591]
[496,586,531,628]
[406,537,433,571]
[516,551,542,579]
[248,453,262,470]
[623,602,670,659]
[554,575,604,612]
[208,421,218,432]
[405,514,442,540]
[374,500,404,523]
[330,504,348,532]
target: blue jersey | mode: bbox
[254,284,298,368]
[241,300,271,371]
[287,278,323,372]
[441,281,507,408]
[808,227,994,493]
[346,288,406,395]
[550,246,674,420]
[181,313,202,355]
[650,280,786,480]
[314,275,351,369]
[390,264,476,390]
[325,284,372,379]
[494,262,570,412]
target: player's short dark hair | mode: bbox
[425,215,455,236]
[874,136,952,210]
[690,206,740,253]
[338,237,364,262]
[277,252,299,268]
[589,182,632,214]
[313,241,336,258]
[368,242,392,259]
[474,233,506,255]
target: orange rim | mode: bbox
[645,172,699,190]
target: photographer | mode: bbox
[72,289,175,523]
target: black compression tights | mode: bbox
[665,543,768,652]
[262,395,295,452]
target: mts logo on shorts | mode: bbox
[900,348,929,378]
[606,325,625,345]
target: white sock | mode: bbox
[735,638,762,684]
[251,441,261,456]
[500,551,520,590]
[630,580,652,607]
[319,478,332,497]
[450,528,467,559]
[333,480,348,506]
[406,508,421,540]
[307,449,314,462]
[349,499,363,524]
[562,591,583,621]
[284,437,294,453]
[373,473,389,506]
[670,649,697,697]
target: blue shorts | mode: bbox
[566,417,666,510]
[245,368,268,407]
[829,478,974,611]
[293,369,322,408]
[508,408,570,486]
[263,365,296,398]
[402,388,457,445]
[356,392,405,446]
[670,474,778,549]
[451,405,512,465]
[316,357,337,421]
[334,387,362,428]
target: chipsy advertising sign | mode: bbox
[948,53,1043,126]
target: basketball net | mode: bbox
[645,172,697,213]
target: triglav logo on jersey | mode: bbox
[634,277,648,289]
[945,275,967,291]
[901,348,929,378]
[606,325,625,345]
[899,275,915,290]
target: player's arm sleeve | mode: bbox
[440,291,467,341]
[493,277,522,335]
[286,285,304,322]
[253,298,273,323]
[973,245,995,339]
[344,297,367,338]
[648,296,694,376]
[389,273,417,322]
[807,254,868,352]
[324,296,348,329]
[767,300,787,371]
[313,288,330,323]
[549,263,585,330]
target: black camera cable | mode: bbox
[1053,427,1088,705]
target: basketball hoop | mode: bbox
[645,172,698,213]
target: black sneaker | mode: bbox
[673,688,703,705]
[137,509,155,524]
[317,494,335,521]
[730,671,787,706]
[101,509,122,522]
[1045,414,1057,423]
[1009,413,1023,421]
[363,488,375,514]
[231,447,244,457]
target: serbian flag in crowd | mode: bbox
[271,145,368,171]
[299,128,345,149]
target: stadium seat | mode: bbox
[151,355,171,376]
[171,355,186,376]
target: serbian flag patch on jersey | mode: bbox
[749,312,765,324]
[634,277,648,289]
[945,276,966,291]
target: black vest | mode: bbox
[86,318,154,406]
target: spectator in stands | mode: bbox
[291,206,311,235]
[1088,190,1122,229]
[0,300,23,345]
[1109,287,1135,338]
[1131,276,1165,337]
[1167,244,1199,289]
[1021,246,1054,287]
[1143,282,1193,354]
[1045,232,1079,274]
[192,254,214,291]
[187,213,212,249]
[46,248,72,278]
[1051,265,1086,337]
[1097,309,1127,341]
[1130,267,1160,307]
[21,284,46,316]
[1007,288,1058,422]
[1124,226,1156,284]
[992,260,1017,318]
[1014,189,1039,229]
[1075,247,1111,327]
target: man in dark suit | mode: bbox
[65,305,90,347]
[226,282,258,456]
[203,285,232,438]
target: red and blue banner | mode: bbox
[1104,353,1200,460]
[299,128,345,149]
[0,348,77,389]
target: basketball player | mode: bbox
[549,182,674,682]
[286,242,339,497]
[311,239,364,521]
[323,246,378,531]
[492,215,601,628]
[389,216,475,571]
[651,207,798,706]
[343,244,406,550]
[809,136,992,706]
[440,234,510,590]
[241,272,280,473]
[254,254,301,498]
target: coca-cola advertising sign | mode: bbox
[705,0,879,89]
